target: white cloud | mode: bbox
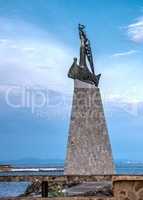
[0,17,74,94]
[22,47,36,52]
[112,50,138,57]
[127,17,143,42]
[98,56,143,104]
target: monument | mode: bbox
[64,24,114,175]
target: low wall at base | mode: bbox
[0,198,115,200]
[0,175,143,200]
[113,176,143,200]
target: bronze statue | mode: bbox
[68,24,101,86]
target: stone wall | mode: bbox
[113,176,143,200]
[0,198,114,200]
[0,176,143,199]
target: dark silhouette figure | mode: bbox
[68,24,101,87]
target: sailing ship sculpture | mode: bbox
[68,24,101,87]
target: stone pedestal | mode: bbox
[64,80,114,175]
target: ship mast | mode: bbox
[78,24,95,75]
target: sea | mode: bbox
[0,162,143,197]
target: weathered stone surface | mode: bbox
[113,177,143,200]
[0,175,112,182]
[64,80,114,175]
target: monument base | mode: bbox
[64,80,114,175]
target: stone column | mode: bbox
[64,80,114,175]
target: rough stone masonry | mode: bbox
[64,80,114,175]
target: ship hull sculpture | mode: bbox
[68,24,101,86]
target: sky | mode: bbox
[1,0,143,164]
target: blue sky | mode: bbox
[1,0,143,164]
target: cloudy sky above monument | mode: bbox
[0,0,143,163]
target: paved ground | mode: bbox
[64,181,113,197]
